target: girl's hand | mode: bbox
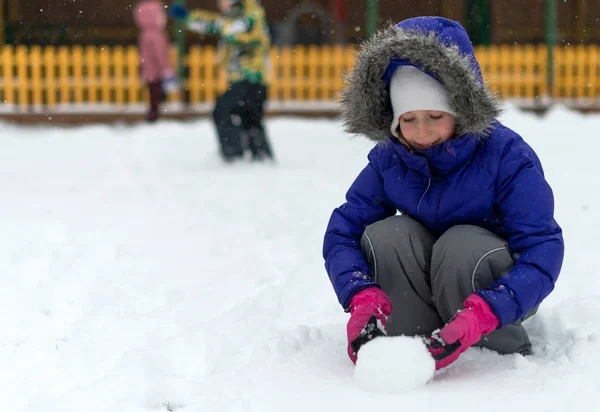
[426,294,499,370]
[346,287,393,363]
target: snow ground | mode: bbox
[0,105,598,411]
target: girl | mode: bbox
[134,0,179,122]
[323,17,564,370]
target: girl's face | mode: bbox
[398,110,456,150]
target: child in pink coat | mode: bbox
[134,0,179,122]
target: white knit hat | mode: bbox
[389,65,456,137]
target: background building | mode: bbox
[2,0,599,46]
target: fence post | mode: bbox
[365,0,377,38]
[0,0,4,44]
[467,0,491,45]
[546,0,557,97]
[173,0,186,80]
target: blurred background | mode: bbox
[0,0,598,123]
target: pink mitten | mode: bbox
[346,287,393,364]
[426,294,499,370]
[161,69,180,93]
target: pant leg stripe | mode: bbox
[363,230,378,282]
[471,247,507,292]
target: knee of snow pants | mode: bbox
[360,215,444,337]
[432,224,535,355]
[361,217,535,355]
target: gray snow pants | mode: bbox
[360,215,535,355]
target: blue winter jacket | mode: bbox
[323,17,564,328]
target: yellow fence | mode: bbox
[0,44,598,110]
[476,44,600,103]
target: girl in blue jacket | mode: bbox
[323,17,564,369]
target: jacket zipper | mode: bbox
[416,178,431,215]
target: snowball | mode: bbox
[354,335,435,393]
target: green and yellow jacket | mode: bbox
[186,0,271,85]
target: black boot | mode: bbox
[247,127,274,161]
[221,151,244,163]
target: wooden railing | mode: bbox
[0,44,598,111]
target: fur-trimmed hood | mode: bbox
[339,17,501,142]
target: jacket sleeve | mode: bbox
[476,140,564,327]
[186,9,221,33]
[220,9,267,46]
[187,8,266,47]
[323,148,397,310]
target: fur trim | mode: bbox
[339,25,502,142]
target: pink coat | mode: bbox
[134,0,173,82]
